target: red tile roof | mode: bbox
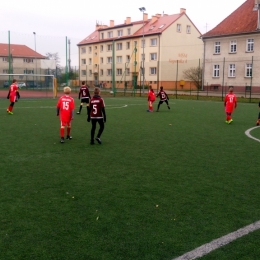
[0,43,45,59]
[78,13,201,46]
[202,0,258,38]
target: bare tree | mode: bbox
[182,66,202,90]
[45,52,60,68]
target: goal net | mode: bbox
[0,74,56,99]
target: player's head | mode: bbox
[160,86,163,90]
[94,87,100,95]
[82,81,85,85]
[149,85,152,90]
[229,87,233,93]
[12,79,17,83]
[64,86,71,94]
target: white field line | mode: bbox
[173,127,260,260]
[173,221,260,260]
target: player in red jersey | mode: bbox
[87,87,106,145]
[224,87,237,124]
[156,86,170,112]
[6,79,20,115]
[56,86,75,143]
[76,81,91,115]
[147,86,156,112]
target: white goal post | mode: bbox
[0,74,56,98]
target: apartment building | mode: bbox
[201,0,260,91]
[78,9,203,90]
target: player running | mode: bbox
[87,87,106,145]
[76,81,91,115]
[56,86,75,143]
[6,79,20,115]
[156,86,170,112]
[147,86,156,112]
[224,87,237,124]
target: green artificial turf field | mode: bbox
[1,97,260,260]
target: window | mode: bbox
[89,70,92,76]
[141,54,145,61]
[126,55,130,62]
[118,30,123,37]
[88,47,92,53]
[117,43,123,50]
[126,42,130,49]
[229,64,236,77]
[108,31,113,38]
[150,38,157,46]
[3,69,9,73]
[127,28,131,35]
[24,69,34,74]
[246,64,252,77]
[81,70,86,76]
[107,69,112,75]
[23,58,33,63]
[134,41,138,47]
[89,58,92,65]
[100,45,103,52]
[140,67,145,75]
[94,52,97,56]
[141,39,145,48]
[117,56,122,63]
[150,67,157,75]
[81,59,86,65]
[107,57,112,63]
[150,53,157,60]
[247,39,254,52]
[100,69,103,76]
[3,57,8,62]
[186,25,191,33]
[107,44,112,51]
[230,40,237,53]
[177,24,181,32]
[215,42,221,54]
[94,64,98,68]
[100,57,104,64]
[213,65,220,77]
[101,33,104,39]
[126,68,130,75]
[117,69,122,75]
[81,47,86,54]
[94,46,97,50]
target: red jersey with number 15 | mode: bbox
[224,93,237,113]
[90,95,105,119]
[57,95,75,120]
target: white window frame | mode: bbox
[107,69,112,76]
[117,68,122,75]
[177,24,181,32]
[116,43,123,50]
[150,38,157,46]
[117,30,123,37]
[88,47,92,53]
[186,25,191,33]
[228,64,236,77]
[150,53,157,61]
[100,45,103,52]
[100,57,103,64]
[88,58,92,65]
[126,42,130,49]
[126,68,130,75]
[81,47,86,54]
[215,42,221,54]
[230,40,237,53]
[213,64,220,77]
[116,56,122,63]
[101,33,104,39]
[141,39,145,48]
[247,39,254,52]
[127,28,131,35]
[81,70,86,76]
[89,70,92,76]
[100,69,103,76]
[108,31,113,38]
[107,44,112,51]
[126,55,130,62]
[3,69,9,73]
[107,57,112,63]
[81,59,86,65]
[150,67,157,75]
[245,63,252,77]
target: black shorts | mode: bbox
[81,98,89,104]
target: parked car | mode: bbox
[17,82,26,88]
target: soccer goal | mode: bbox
[0,74,56,99]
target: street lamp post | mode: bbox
[139,7,146,94]
[33,32,37,87]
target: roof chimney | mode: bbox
[156,14,161,18]
[110,20,114,27]
[180,8,186,14]
[151,15,158,23]
[143,13,148,21]
[126,17,131,24]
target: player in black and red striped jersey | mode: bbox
[156,86,170,112]
[87,87,106,145]
[76,81,91,115]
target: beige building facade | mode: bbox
[78,9,203,91]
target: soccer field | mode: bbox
[1,97,260,260]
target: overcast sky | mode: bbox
[0,0,246,67]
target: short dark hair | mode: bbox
[12,79,17,83]
[82,81,85,85]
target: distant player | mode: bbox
[56,86,75,143]
[256,102,260,126]
[224,87,237,124]
[87,87,106,145]
[76,81,91,114]
[156,86,170,112]
[6,79,20,115]
[147,85,156,112]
